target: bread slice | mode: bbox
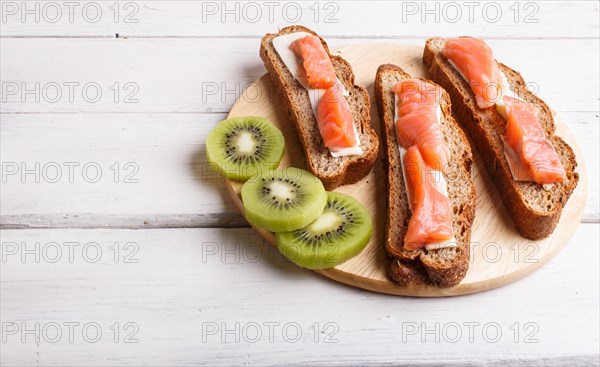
[260,26,379,190]
[423,37,579,240]
[374,64,476,288]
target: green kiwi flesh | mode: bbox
[241,167,327,232]
[276,191,372,269]
[206,116,285,181]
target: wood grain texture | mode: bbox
[225,44,588,296]
[1,0,597,38]
[1,224,598,366]
[1,1,598,364]
[0,111,596,228]
[1,38,598,113]
[0,113,246,228]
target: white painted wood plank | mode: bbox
[1,112,597,227]
[1,38,598,113]
[0,113,246,228]
[1,224,598,365]
[1,0,597,39]
[570,111,600,222]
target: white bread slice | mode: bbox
[423,37,579,240]
[260,26,379,190]
[375,64,476,288]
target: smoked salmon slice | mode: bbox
[316,87,356,150]
[502,96,566,184]
[444,37,565,185]
[290,34,337,89]
[403,146,454,251]
[394,79,450,171]
[393,79,454,250]
[443,37,503,109]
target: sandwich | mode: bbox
[374,64,476,288]
[260,26,379,190]
[423,37,579,239]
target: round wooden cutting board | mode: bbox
[225,44,588,297]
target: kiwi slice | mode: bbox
[241,167,327,232]
[206,116,285,181]
[276,192,372,269]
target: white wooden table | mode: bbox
[1,1,599,365]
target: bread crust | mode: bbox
[375,64,476,288]
[423,37,579,240]
[260,26,379,190]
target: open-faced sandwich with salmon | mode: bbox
[375,65,476,288]
[260,26,379,189]
[423,37,579,239]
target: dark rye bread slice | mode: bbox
[423,37,579,240]
[260,26,378,190]
[374,64,476,288]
